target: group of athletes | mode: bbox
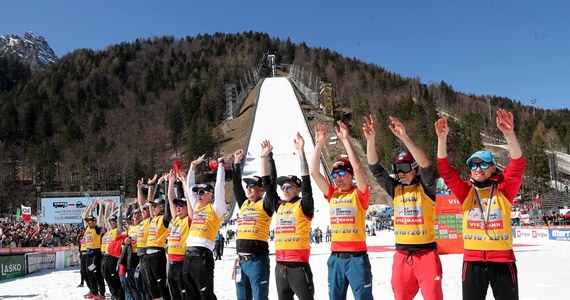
[77,108,525,300]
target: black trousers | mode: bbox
[462,261,519,300]
[86,252,106,296]
[275,261,314,300]
[168,261,191,300]
[138,254,153,300]
[80,251,91,289]
[183,248,217,300]
[147,250,171,300]
[102,255,124,300]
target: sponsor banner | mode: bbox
[512,227,550,240]
[549,228,570,241]
[26,252,56,274]
[0,246,78,256]
[62,250,80,268]
[435,195,464,254]
[41,196,120,224]
[0,255,26,280]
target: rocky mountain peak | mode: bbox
[0,31,58,74]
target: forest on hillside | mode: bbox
[0,31,568,215]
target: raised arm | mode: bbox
[147,174,158,218]
[310,123,332,194]
[295,132,309,176]
[389,116,430,168]
[137,178,145,211]
[363,115,379,165]
[214,156,228,218]
[496,109,522,160]
[435,117,449,159]
[168,170,178,218]
[435,117,470,201]
[82,201,94,228]
[177,171,194,218]
[96,200,104,228]
[336,120,367,194]
[187,154,205,212]
[104,200,113,230]
[261,140,281,210]
[232,149,247,208]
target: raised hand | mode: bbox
[190,154,206,171]
[314,123,327,145]
[176,170,187,183]
[167,169,176,182]
[261,140,273,157]
[294,132,305,152]
[234,149,244,164]
[148,174,158,185]
[335,120,349,140]
[496,109,515,134]
[158,173,168,184]
[363,115,376,141]
[388,116,408,139]
[434,117,449,139]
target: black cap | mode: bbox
[173,198,187,205]
[276,175,302,188]
[191,183,214,193]
[108,215,118,222]
[153,198,166,205]
[84,216,96,222]
[243,176,263,187]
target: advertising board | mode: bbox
[41,196,120,224]
[0,255,26,280]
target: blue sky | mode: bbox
[1,0,569,109]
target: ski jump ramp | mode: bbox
[230,77,330,230]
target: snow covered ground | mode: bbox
[1,230,569,300]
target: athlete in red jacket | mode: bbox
[435,109,526,300]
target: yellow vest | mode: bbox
[329,188,367,244]
[275,201,311,251]
[137,219,150,249]
[146,215,168,248]
[237,200,272,241]
[101,228,117,253]
[128,224,140,253]
[462,186,513,250]
[84,227,101,250]
[393,183,436,244]
[80,235,86,251]
[189,203,222,242]
[168,217,190,255]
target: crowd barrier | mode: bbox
[0,246,79,281]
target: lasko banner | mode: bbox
[0,255,26,281]
[26,252,56,274]
[41,196,120,224]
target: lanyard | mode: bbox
[473,183,496,230]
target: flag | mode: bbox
[21,204,32,222]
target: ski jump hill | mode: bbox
[229,77,331,230]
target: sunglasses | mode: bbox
[197,190,211,196]
[331,170,347,179]
[281,184,294,191]
[392,162,415,174]
[246,183,258,189]
[142,206,149,210]
[470,161,492,171]
[133,212,142,216]
[176,202,186,207]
